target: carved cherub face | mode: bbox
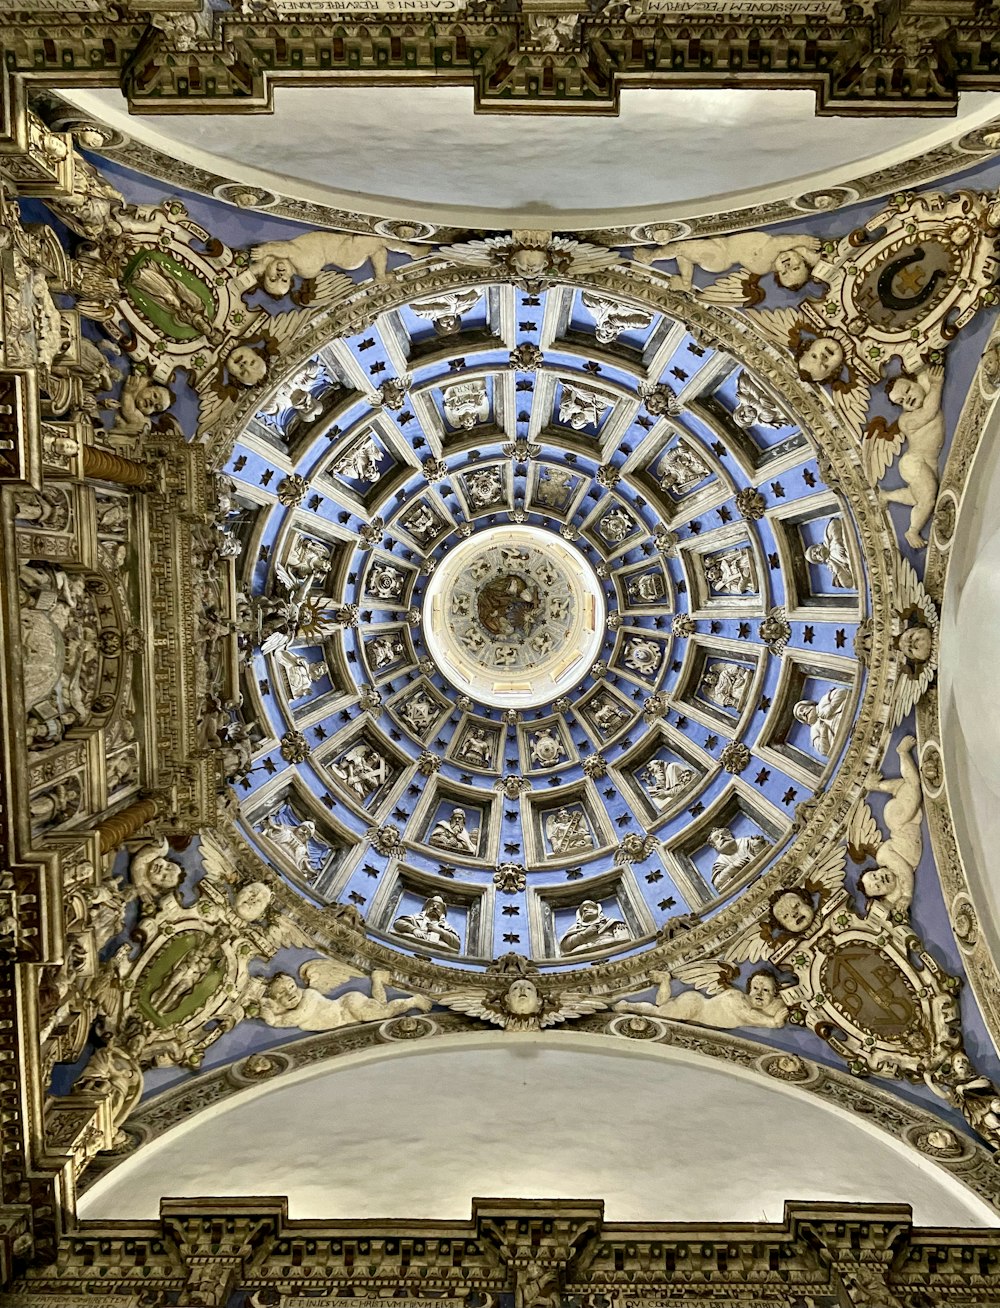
[137,383,171,415]
[888,375,924,411]
[747,973,778,1006]
[149,857,183,891]
[899,624,932,663]
[265,973,300,1009]
[235,881,272,921]
[771,889,815,934]
[860,867,895,898]
[261,257,294,297]
[772,249,811,290]
[505,978,542,1016]
[510,249,550,281]
[798,337,844,383]
[227,346,268,386]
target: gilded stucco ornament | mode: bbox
[8,129,1000,1208]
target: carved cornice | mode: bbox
[9,1194,1000,1304]
[0,3,997,117]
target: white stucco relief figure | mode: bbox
[439,954,607,1032]
[806,517,854,588]
[411,288,482,335]
[708,826,769,893]
[704,548,756,595]
[259,359,325,427]
[535,467,576,508]
[633,231,823,300]
[559,900,630,955]
[701,661,752,712]
[108,372,173,438]
[626,571,664,604]
[400,500,443,544]
[276,536,332,600]
[330,741,390,804]
[590,693,629,736]
[558,382,611,430]
[129,838,185,910]
[457,727,495,768]
[334,434,384,484]
[793,686,850,756]
[545,807,594,855]
[429,807,480,856]
[580,291,654,343]
[656,443,710,493]
[599,507,633,544]
[643,759,696,809]
[275,648,326,700]
[447,231,616,293]
[257,813,321,876]
[529,727,566,767]
[19,564,99,750]
[368,633,405,671]
[732,371,788,428]
[444,378,489,429]
[250,230,421,295]
[258,963,431,1032]
[849,735,923,914]
[615,966,789,1029]
[392,894,461,952]
[864,365,945,549]
[889,556,938,729]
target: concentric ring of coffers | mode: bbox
[227,281,867,969]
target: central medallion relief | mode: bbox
[476,573,541,638]
[423,524,606,708]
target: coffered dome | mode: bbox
[227,279,866,969]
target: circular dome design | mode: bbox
[222,279,868,971]
[423,524,606,709]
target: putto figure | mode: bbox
[615,967,788,1030]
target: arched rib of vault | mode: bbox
[78,1020,1000,1224]
[932,318,1000,1051]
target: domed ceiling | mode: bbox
[13,79,1000,1256]
[228,279,865,969]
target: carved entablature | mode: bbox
[4,1197,1000,1305]
[0,4,995,117]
